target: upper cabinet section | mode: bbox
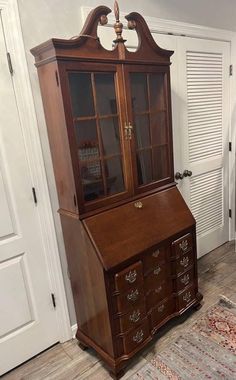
[31,1,175,217]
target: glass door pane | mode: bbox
[129,71,172,188]
[68,71,125,204]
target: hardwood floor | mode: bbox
[3,242,236,380]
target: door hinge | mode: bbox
[229,142,232,151]
[55,70,59,86]
[7,52,13,75]
[230,64,233,76]
[51,293,56,308]
[32,187,37,204]
[229,209,232,218]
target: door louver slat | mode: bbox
[187,51,223,162]
[190,168,223,236]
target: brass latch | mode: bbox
[124,122,133,140]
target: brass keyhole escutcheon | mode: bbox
[134,201,143,209]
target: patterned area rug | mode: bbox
[131,297,236,379]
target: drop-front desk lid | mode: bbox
[83,187,195,271]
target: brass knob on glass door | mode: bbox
[175,172,184,180]
[124,122,133,140]
[183,170,192,177]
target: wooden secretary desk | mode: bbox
[31,2,202,378]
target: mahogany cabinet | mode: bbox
[31,2,202,378]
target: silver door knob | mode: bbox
[183,170,192,177]
[175,172,184,180]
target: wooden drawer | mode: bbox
[150,297,175,331]
[144,262,169,292]
[114,303,147,334]
[119,318,150,355]
[172,233,193,257]
[175,267,195,292]
[177,284,196,311]
[115,286,145,313]
[114,261,143,293]
[146,281,172,311]
[172,251,194,275]
[143,246,167,273]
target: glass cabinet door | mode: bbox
[67,70,127,208]
[127,68,173,192]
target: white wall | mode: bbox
[17,0,236,326]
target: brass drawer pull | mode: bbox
[127,289,139,302]
[154,286,162,294]
[180,256,189,268]
[152,249,160,258]
[125,270,137,284]
[180,274,190,286]
[132,329,144,344]
[158,304,165,313]
[183,291,192,303]
[153,266,161,276]
[179,239,189,252]
[129,309,141,323]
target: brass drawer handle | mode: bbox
[154,286,162,294]
[127,289,139,302]
[183,291,192,303]
[125,270,137,284]
[153,266,161,276]
[158,304,165,313]
[179,239,189,252]
[132,329,144,344]
[180,256,189,268]
[129,309,141,323]
[180,274,190,286]
[152,249,160,258]
[134,201,143,209]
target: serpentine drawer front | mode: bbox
[117,318,150,355]
[115,262,143,293]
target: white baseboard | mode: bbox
[71,324,78,338]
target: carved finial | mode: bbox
[114,0,120,22]
[113,1,125,43]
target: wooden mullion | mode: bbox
[149,109,167,115]
[136,146,153,153]
[91,73,108,196]
[73,115,96,122]
[147,73,154,180]
[134,110,150,117]
[98,113,118,120]
[134,109,168,117]
[163,72,171,177]
[104,153,122,160]
[80,153,122,164]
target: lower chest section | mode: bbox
[108,230,198,357]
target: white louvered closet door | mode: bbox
[177,38,230,258]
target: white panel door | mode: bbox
[0,20,59,375]
[176,38,230,257]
